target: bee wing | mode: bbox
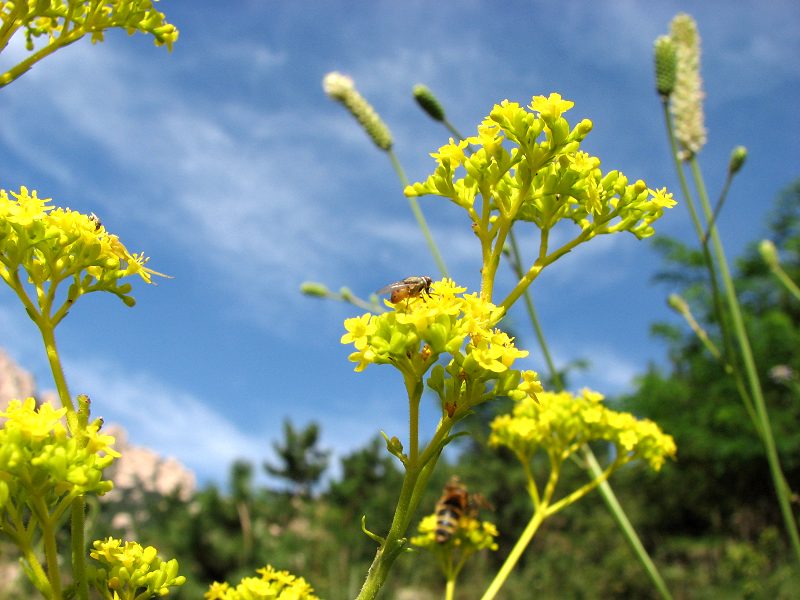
[375,280,408,295]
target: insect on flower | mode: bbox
[376,276,433,305]
[434,476,491,544]
[88,212,103,231]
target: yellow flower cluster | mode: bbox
[405,94,676,240]
[205,565,319,600]
[343,279,541,419]
[0,398,119,508]
[88,537,186,598]
[411,513,499,552]
[489,389,677,471]
[342,279,511,374]
[0,187,162,316]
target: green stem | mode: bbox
[507,231,563,390]
[36,312,90,597]
[444,577,456,600]
[688,157,800,565]
[768,260,800,303]
[34,499,63,600]
[387,149,449,278]
[72,498,89,600]
[38,321,78,434]
[480,505,546,600]
[6,503,53,597]
[0,27,86,88]
[356,393,452,599]
[583,450,673,599]
[501,233,672,599]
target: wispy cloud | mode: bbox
[64,357,268,482]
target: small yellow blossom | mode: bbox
[431,138,469,169]
[530,92,575,120]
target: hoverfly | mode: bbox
[88,212,103,231]
[434,476,491,544]
[376,276,433,305]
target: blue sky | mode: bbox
[0,1,798,485]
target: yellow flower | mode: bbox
[431,138,469,169]
[529,92,575,120]
[648,187,677,209]
[341,313,375,349]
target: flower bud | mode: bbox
[667,293,689,315]
[728,145,747,175]
[759,239,779,269]
[413,84,446,121]
[653,35,677,97]
[300,281,329,297]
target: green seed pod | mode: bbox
[413,84,446,121]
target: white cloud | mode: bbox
[63,357,267,482]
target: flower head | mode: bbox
[0,398,119,508]
[323,71,393,151]
[88,537,186,598]
[0,187,164,319]
[669,13,706,159]
[205,565,319,599]
[489,389,676,471]
[405,95,674,244]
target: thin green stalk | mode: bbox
[481,500,546,600]
[356,393,452,599]
[504,231,673,599]
[689,157,800,565]
[768,260,800,303]
[387,149,449,278]
[659,100,741,379]
[582,450,673,600]
[7,504,52,597]
[33,498,63,600]
[444,577,456,600]
[507,231,563,390]
[71,498,89,600]
[0,27,84,88]
[37,318,90,598]
[660,97,766,439]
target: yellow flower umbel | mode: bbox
[0,0,179,88]
[0,397,119,511]
[405,94,675,306]
[205,565,319,600]
[490,389,677,474]
[479,389,676,597]
[341,279,541,426]
[88,537,186,599]
[0,187,163,324]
